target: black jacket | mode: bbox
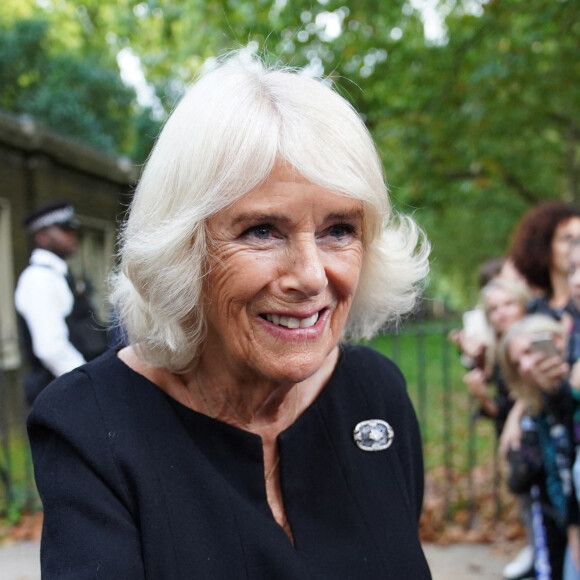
[28,344,431,579]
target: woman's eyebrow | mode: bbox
[324,210,363,222]
[230,208,363,228]
[231,213,291,227]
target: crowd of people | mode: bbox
[453,202,580,580]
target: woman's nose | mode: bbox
[279,238,328,297]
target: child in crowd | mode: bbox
[450,258,534,579]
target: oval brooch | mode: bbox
[353,419,394,452]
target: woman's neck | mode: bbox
[181,345,339,435]
[118,344,339,436]
[184,367,298,433]
[549,270,570,309]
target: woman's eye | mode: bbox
[328,223,356,239]
[242,224,275,240]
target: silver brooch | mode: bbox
[353,419,394,451]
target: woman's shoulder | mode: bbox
[332,344,420,452]
[28,349,130,428]
[527,295,564,320]
[340,342,403,375]
[338,343,406,394]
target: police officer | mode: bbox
[15,201,108,406]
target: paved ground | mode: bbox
[423,542,513,579]
[0,541,40,580]
[0,540,515,579]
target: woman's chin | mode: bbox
[255,353,329,386]
[266,365,320,386]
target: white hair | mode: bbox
[111,53,430,371]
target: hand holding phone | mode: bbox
[530,332,559,357]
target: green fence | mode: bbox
[0,364,38,526]
[370,319,508,537]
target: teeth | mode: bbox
[300,313,319,328]
[265,312,319,329]
[286,317,300,329]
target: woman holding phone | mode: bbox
[500,314,575,579]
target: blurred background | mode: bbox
[3,0,578,307]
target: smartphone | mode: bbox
[530,332,559,356]
[462,309,488,340]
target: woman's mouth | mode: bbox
[262,311,320,329]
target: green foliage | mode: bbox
[0,14,144,155]
[0,434,39,526]
[0,0,578,302]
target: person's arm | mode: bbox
[16,267,85,375]
[569,526,580,574]
[27,372,144,578]
[499,398,527,461]
[463,368,498,418]
[522,350,573,423]
[569,360,580,392]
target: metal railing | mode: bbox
[0,362,38,523]
[372,317,506,534]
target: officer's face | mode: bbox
[36,225,79,259]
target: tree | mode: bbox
[0,9,145,156]
[1,0,577,303]
[381,0,580,302]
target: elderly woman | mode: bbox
[28,54,431,579]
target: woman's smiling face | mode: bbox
[201,164,365,385]
[485,286,525,337]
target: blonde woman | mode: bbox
[500,314,573,579]
[463,277,531,435]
